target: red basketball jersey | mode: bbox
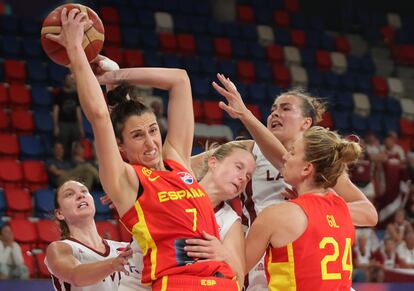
[265,192,354,291]
[120,160,234,285]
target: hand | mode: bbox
[91,54,120,79]
[54,125,60,137]
[45,7,93,49]
[212,73,249,119]
[281,187,298,200]
[184,231,229,262]
[110,245,133,275]
[100,194,115,209]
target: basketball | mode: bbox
[40,4,105,66]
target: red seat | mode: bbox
[0,159,23,189]
[213,37,232,59]
[99,6,120,24]
[36,220,60,251]
[9,83,31,109]
[400,118,414,138]
[22,160,48,192]
[0,110,10,133]
[9,219,38,249]
[23,252,36,278]
[271,64,291,88]
[11,109,34,134]
[315,50,332,71]
[4,59,26,84]
[35,252,50,278]
[119,223,132,242]
[371,76,388,97]
[237,60,256,84]
[0,83,9,107]
[96,221,120,241]
[273,10,290,28]
[246,104,262,121]
[266,44,284,64]
[290,29,306,48]
[335,36,351,54]
[177,33,196,56]
[0,133,19,159]
[318,111,334,130]
[284,0,300,13]
[5,188,32,218]
[104,46,125,68]
[80,138,94,160]
[123,49,144,68]
[202,100,224,125]
[380,26,395,45]
[237,5,255,23]
[398,138,411,154]
[159,32,177,53]
[193,99,204,123]
[104,25,121,46]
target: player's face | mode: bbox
[210,148,256,200]
[281,137,308,188]
[56,181,96,223]
[267,95,310,146]
[120,112,162,169]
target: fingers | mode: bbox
[185,238,210,246]
[186,251,212,259]
[201,231,216,240]
[212,81,235,101]
[61,7,68,23]
[44,33,60,42]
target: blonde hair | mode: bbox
[198,142,250,180]
[277,88,326,125]
[303,126,362,188]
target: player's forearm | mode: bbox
[69,259,116,287]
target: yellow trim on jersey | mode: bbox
[161,276,168,291]
[266,243,297,291]
[131,201,158,281]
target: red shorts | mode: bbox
[152,274,240,291]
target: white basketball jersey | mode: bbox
[45,238,128,291]
[215,202,240,240]
[243,143,288,291]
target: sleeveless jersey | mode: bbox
[45,238,128,291]
[120,159,234,286]
[119,201,240,291]
[265,192,355,291]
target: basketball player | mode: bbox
[45,8,239,290]
[44,180,133,291]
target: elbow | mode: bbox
[367,206,379,227]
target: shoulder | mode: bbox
[259,202,306,231]
[46,241,74,262]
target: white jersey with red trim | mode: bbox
[216,202,240,240]
[45,238,128,291]
[242,143,287,291]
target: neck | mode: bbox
[199,175,221,208]
[295,180,327,197]
[68,219,103,248]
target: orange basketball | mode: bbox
[40,4,105,66]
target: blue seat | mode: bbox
[163,0,179,13]
[182,56,201,75]
[223,22,241,39]
[143,51,163,67]
[308,15,325,31]
[300,48,316,67]
[119,7,137,26]
[139,30,159,50]
[323,72,341,90]
[236,83,248,101]
[359,56,375,75]
[335,92,354,112]
[136,11,155,29]
[240,24,258,41]
[173,15,189,33]
[368,114,384,137]
[321,34,336,51]
[247,83,267,103]
[248,43,266,60]
[255,61,272,83]
[355,74,372,93]
[231,39,249,59]
[121,27,140,48]
[290,14,307,29]
[0,188,6,216]
[385,97,402,117]
[19,135,46,160]
[340,73,357,92]
[383,116,400,134]
[91,190,113,221]
[207,19,224,37]
[395,30,413,44]
[2,35,22,58]
[48,64,69,86]
[305,30,322,49]
[192,146,204,156]
[196,36,213,56]
[266,84,283,101]
[33,188,55,219]
[255,8,272,25]
[319,89,336,109]
[193,1,210,16]
[218,59,236,79]
[22,37,44,59]
[20,17,40,36]
[34,112,53,135]
[0,15,19,35]
[364,25,381,43]
[163,54,182,68]
[189,16,208,34]
[191,76,210,100]
[274,28,290,46]
[27,60,48,84]
[347,56,361,73]
[199,56,217,76]
[369,95,385,114]
[350,113,369,136]
[307,68,323,88]
[332,111,350,133]
[31,85,53,112]
[178,0,194,15]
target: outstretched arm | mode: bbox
[212,73,287,169]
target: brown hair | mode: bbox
[278,88,326,125]
[107,82,154,142]
[303,126,362,188]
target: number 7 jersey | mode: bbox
[120,160,234,286]
[265,192,355,291]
